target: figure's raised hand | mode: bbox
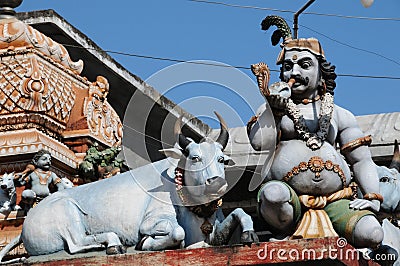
[349,198,380,212]
[266,94,288,113]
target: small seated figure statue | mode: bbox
[17,150,65,210]
[247,16,389,254]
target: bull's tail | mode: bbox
[66,197,88,215]
[0,234,26,264]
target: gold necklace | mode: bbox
[34,169,51,185]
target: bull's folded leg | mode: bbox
[138,219,185,251]
[106,244,127,255]
[66,232,123,254]
[212,208,258,246]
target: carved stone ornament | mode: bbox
[0,128,78,168]
[0,17,83,74]
[282,156,347,188]
[251,62,270,97]
[0,48,85,137]
[0,16,122,146]
[83,76,123,146]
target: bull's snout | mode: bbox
[205,176,227,194]
[1,184,6,189]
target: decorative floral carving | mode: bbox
[309,156,324,174]
[21,56,49,112]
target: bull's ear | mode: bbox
[159,148,183,159]
[224,155,235,166]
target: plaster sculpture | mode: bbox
[0,113,258,263]
[247,16,385,250]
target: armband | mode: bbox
[363,193,383,203]
[53,177,62,185]
[340,135,372,153]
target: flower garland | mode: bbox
[285,92,334,150]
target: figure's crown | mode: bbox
[260,15,325,65]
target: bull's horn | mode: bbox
[214,111,229,151]
[174,115,191,150]
[390,140,400,172]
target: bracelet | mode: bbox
[270,107,286,117]
[341,135,372,153]
[246,115,259,136]
[363,193,383,203]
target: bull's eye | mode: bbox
[217,156,224,164]
[191,156,201,163]
[380,176,390,182]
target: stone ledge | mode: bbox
[9,237,379,266]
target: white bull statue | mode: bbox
[0,173,18,216]
[0,113,258,263]
[365,140,400,265]
[378,140,400,215]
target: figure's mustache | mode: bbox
[290,75,308,86]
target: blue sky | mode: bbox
[18,0,400,128]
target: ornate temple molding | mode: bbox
[0,45,123,147]
[0,128,78,168]
[0,3,123,175]
[0,48,86,136]
[0,1,122,256]
[0,17,83,74]
[64,76,123,148]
